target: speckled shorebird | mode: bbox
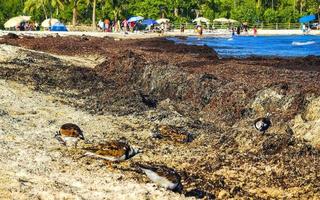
[151,125,194,143]
[54,123,85,148]
[83,139,142,162]
[137,163,183,192]
[254,113,272,134]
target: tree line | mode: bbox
[0,0,319,28]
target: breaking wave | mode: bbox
[292,41,316,46]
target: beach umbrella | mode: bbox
[4,16,31,28]
[192,17,210,24]
[156,18,170,24]
[50,22,68,31]
[142,19,158,26]
[41,18,60,28]
[127,16,144,23]
[299,15,316,23]
[213,18,230,23]
[228,19,239,23]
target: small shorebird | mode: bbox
[136,163,183,192]
[54,123,85,148]
[83,139,142,162]
[151,125,194,143]
[254,113,272,134]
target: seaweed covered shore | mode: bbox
[0,34,320,199]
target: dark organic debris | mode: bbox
[4,33,19,39]
[0,36,320,198]
[261,133,292,155]
[185,188,215,199]
[139,91,157,108]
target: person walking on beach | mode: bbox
[197,25,203,36]
[160,23,165,35]
[236,26,241,35]
[122,19,128,32]
[98,19,104,31]
[104,19,110,32]
[253,26,257,37]
[243,23,248,35]
[180,24,185,33]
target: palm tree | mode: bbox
[68,0,82,26]
[299,0,306,13]
[24,0,64,21]
[106,0,127,23]
[90,0,102,28]
[92,0,97,27]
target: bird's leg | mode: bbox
[118,161,130,170]
[104,160,115,170]
[55,134,66,146]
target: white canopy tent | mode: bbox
[41,18,60,28]
[156,18,170,24]
[4,16,31,28]
[213,18,238,23]
[192,17,210,24]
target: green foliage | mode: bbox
[0,0,25,28]
[23,0,64,20]
[231,0,259,23]
[263,8,278,23]
[0,0,319,28]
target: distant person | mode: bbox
[98,19,104,31]
[35,22,40,31]
[180,24,185,33]
[243,24,248,35]
[164,22,168,32]
[197,25,203,36]
[302,24,307,35]
[160,23,165,35]
[20,22,25,31]
[236,26,241,35]
[232,27,235,36]
[253,26,257,37]
[307,25,311,34]
[129,21,135,32]
[104,19,110,32]
[122,19,128,32]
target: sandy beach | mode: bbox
[0,33,320,199]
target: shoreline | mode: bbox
[1,29,320,39]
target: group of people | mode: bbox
[15,21,40,31]
[231,23,257,36]
[98,19,123,32]
[97,18,172,34]
[302,23,311,34]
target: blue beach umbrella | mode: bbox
[299,15,316,23]
[127,16,144,23]
[141,19,158,26]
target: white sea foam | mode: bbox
[292,41,316,46]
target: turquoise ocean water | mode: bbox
[169,35,320,58]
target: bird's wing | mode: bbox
[87,142,128,158]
